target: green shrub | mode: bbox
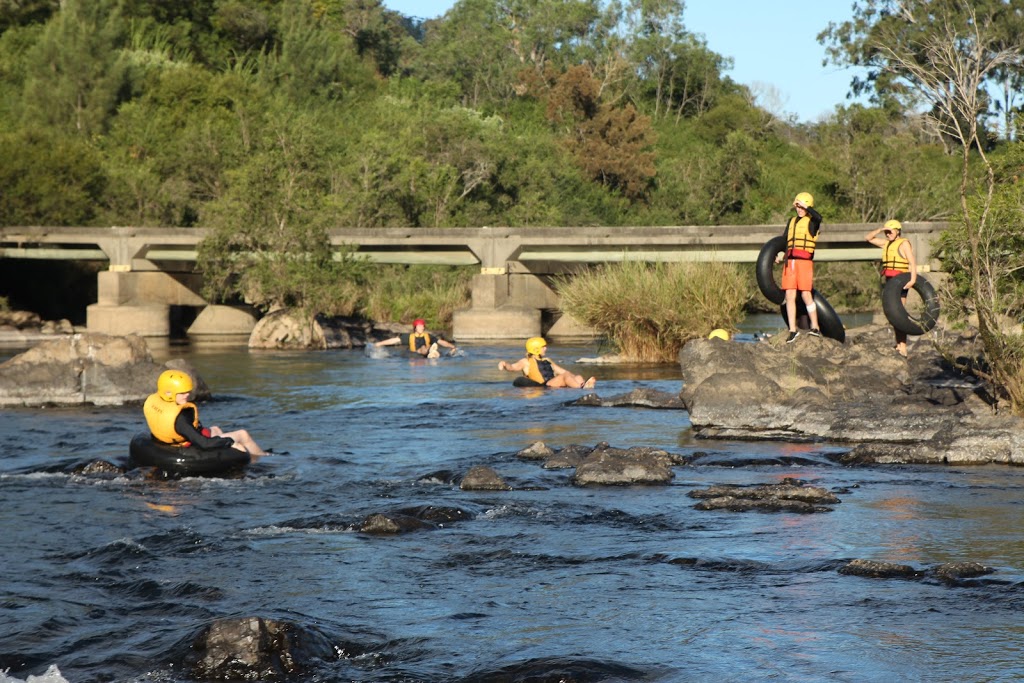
[361,264,473,331]
[557,259,751,362]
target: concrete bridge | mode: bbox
[0,223,946,340]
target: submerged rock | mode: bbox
[567,387,685,409]
[516,441,555,460]
[460,465,511,491]
[688,477,840,513]
[357,505,473,533]
[188,616,337,680]
[932,562,994,583]
[512,441,687,486]
[70,459,125,477]
[572,445,677,486]
[838,559,921,579]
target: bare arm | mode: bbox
[436,338,457,349]
[901,241,917,288]
[498,358,528,373]
[864,228,887,248]
[546,360,571,376]
[375,336,401,347]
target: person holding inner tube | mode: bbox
[775,191,823,343]
[375,318,458,358]
[497,337,596,389]
[865,219,917,357]
[143,370,268,456]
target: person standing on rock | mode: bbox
[374,318,458,358]
[865,219,917,357]
[143,370,267,456]
[776,192,823,343]
[497,337,596,389]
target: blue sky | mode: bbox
[380,0,867,123]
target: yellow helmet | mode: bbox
[884,219,902,233]
[794,192,814,208]
[708,329,730,341]
[157,369,193,402]
[525,337,547,356]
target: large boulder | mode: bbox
[0,333,163,406]
[248,310,372,350]
[0,333,211,407]
[677,325,1024,465]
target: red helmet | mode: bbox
[413,318,426,328]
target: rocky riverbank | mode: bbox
[675,323,1024,465]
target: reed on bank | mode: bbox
[558,259,751,362]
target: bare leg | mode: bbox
[785,289,798,331]
[894,327,908,357]
[219,428,267,457]
[801,290,820,330]
[547,373,587,389]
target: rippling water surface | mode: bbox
[2,339,1024,682]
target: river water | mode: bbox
[2,335,1024,682]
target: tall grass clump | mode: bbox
[361,265,473,330]
[558,260,751,362]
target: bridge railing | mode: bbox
[0,223,948,271]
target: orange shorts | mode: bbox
[780,259,814,292]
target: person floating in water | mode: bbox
[497,337,596,388]
[143,370,267,456]
[374,318,459,358]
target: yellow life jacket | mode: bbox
[882,237,910,274]
[143,393,199,445]
[526,356,555,384]
[786,215,818,259]
[409,331,431,352]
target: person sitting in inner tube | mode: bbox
[374,318,459,358]
[143,370,268,456]
[497,337,596,389]
[865,219,917,358]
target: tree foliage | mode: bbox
[823,0,1024,412]
[5,0,1021,361]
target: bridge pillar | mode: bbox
[86,270,207,337]
[452,271,541,341]
[87,303,171,337]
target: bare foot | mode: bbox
[582,377,597,389]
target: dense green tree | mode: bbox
[545,64,656,199]
[0,127,106,225]
[198,102,368,316]
[622,0,732,121]
[19,0,130,136]
[812,105,960,222]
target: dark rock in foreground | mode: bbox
[567,387,685,409]
[357,505,473,534]
[688,477,840,513]
[187,617,338,680]
[460,465,511,491]
[512,441,687,486]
